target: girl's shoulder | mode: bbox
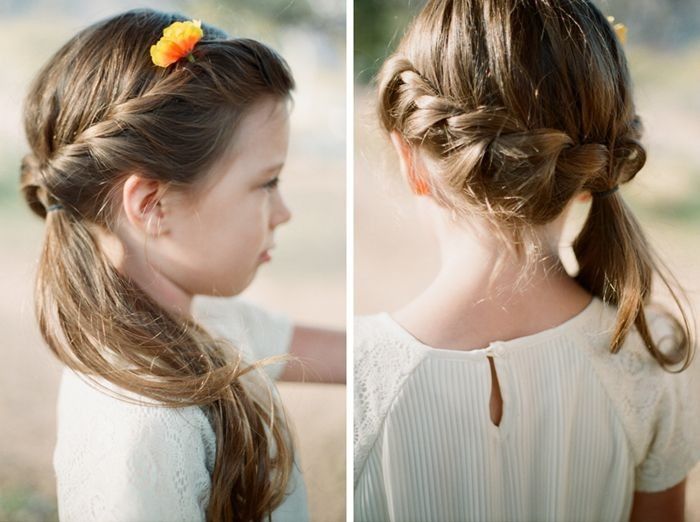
[55,367,217,466]
[354,312,429,387]
[354,313,428,404]
[355,312,427,359]
[56,365,215,427]
[192,294,294,380]
[574,298,700,491]
[354,313,429,482]
[54,367,216,521]
[575,296,693,412]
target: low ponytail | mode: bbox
[25,176,295,521]
[21,9,297,520]
[573,191,694,370]
[28,185,294,521]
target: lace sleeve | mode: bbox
[581,305,700,493]
[192,295,294,380]
[354,315,426,485]
[54,370,217,521]
[634,361,700,492]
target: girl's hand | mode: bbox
[630,479,686,522]
[279,326,346,384]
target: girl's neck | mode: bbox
[127,261,194,321]
[392,245,593,351]
[96,226,194,321]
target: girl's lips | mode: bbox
[260,243,275,262]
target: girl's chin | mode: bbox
[205,274,256,298]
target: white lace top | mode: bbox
[54,296,309,522]
[354,295,700,522]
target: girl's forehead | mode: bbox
[245,97,289,128]
[195,99,290,193]
[228,101,289,166]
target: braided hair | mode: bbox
[377,0,693,368]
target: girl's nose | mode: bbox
[272,195,292,228]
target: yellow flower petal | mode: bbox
[614,23,627,45]
[607,16,627,45]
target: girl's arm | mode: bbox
[630,480,686,522]
[279,325,346,384]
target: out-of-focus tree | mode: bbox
[183,0,345,42]
[354,0,422,83]
[603,0,700,45]
[354,0,700,83]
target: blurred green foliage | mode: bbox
[354,0,700,83]
[183,0,344,41]
[0,486,58,522]
[354,0,422,83]
[0,146,24,214]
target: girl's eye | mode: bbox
[263,177,280,190]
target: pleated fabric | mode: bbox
[354,296,700,522]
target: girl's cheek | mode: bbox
[259,195,272,219]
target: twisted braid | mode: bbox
[380,57,646,225]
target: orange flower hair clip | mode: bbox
[607,16,627,45]
[150,19,204,68]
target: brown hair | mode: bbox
[20,9,295,521]
[377,0,694,369]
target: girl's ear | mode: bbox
[575,191,592,203]
[122,174,169,237]
[389,131,430,196]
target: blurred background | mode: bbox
[0,1,345,521]
[354,0,700,516]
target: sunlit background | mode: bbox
[0,1,345,520]
[354,0,700,516]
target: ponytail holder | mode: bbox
[150,19,203,68]
[592,185,619,199]
[47,203,64,212]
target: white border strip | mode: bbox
[346,0,354,518]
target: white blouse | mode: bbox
[54,296,309,522]
[354,295,700,521]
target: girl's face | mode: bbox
[157,98,292,297]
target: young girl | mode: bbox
[20,8,344,522]
[354,1,699,520]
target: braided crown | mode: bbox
[379,57,646,225]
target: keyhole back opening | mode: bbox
[487,356,503,427]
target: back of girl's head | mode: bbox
[20,9,295,521]
[377,0,694,369]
